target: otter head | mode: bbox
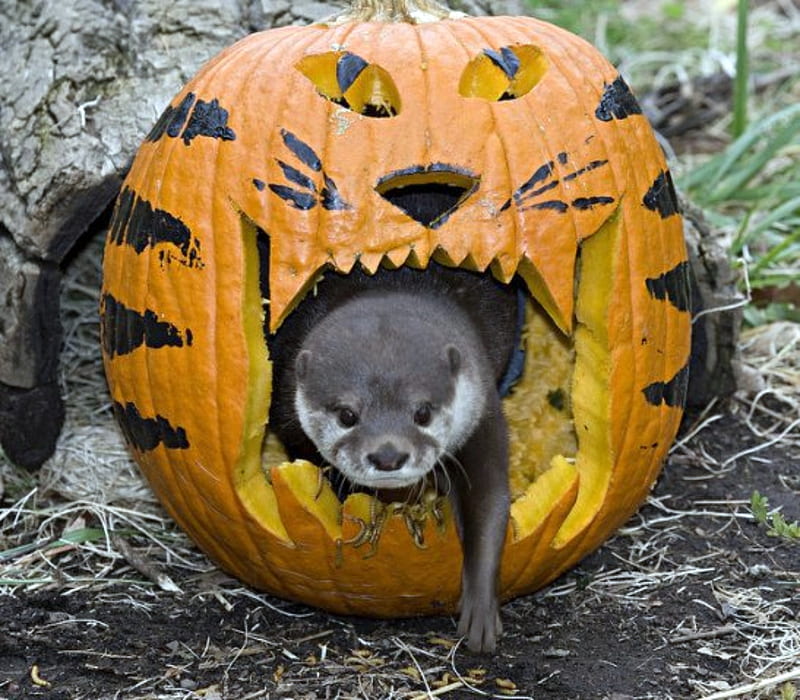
[293,294,486,490]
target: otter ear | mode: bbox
[296,350,312,380]
[445,345,461,376]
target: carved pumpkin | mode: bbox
[101,0,690,616]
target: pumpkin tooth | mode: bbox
[430,246,459,268]
[382,245,411,269]
[515,258,571,334]
[489,254,520,285]
[404,246,430,269]
[356,252,384,274]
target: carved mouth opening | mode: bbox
[375,165,480,229]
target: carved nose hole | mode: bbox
[376,165,480,229]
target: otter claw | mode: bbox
[457,595,502,653]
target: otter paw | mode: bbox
[457,594,502,653]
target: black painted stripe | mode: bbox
[522,200,569,213]
[562,159,608,182]
[268,184,316,210]
[337,52,369,93]
[101,293,193,358]
[277,160,316,192]
[595,76,643,121]
[281,129,322,172]
[108,187,203,268]
[180,98,236,145]
[321,174,352,211]
[646,260,692,312]
[113,401,189,452]
[515,160,555,199]
[146,93,196,142]
[484,47,520,78]
[643,363,690,408]
[572,195,615,210]
[643,170,680,219]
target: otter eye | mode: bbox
[414,403,433,427]
[337,407,359,428]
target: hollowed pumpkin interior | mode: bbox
[234,206,619,559]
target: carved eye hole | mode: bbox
[296,51,401,118]
[459,45,547,101]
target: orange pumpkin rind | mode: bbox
[101,13,690,616]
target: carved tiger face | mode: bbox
[100,14,691,616]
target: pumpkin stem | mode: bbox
[329,0,466,23]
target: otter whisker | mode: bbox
[440,449,471,491]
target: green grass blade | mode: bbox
[678,103,800,198]
[732,0,749,138]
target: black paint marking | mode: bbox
[516,160,556,199]
[101,293,192,358]
[267,131,351,212]
[281,130,322,172]
[646,260,692,312]
[268,184,316,210]
[113,401,189,452]
[484,47,520,78]
[595,75,643,121]
[643,170,680,219]
[642,363,690,408]
[108,187,203,268]
[277,160,316,192]
[321,173,351,211]
[337,52,369,93]
[572,196,615,210]
[146,93,196,142]
[562,159,608,182]
[252,178,266,191]
[503,152,614,216]
[180,98,236,145]
[525,200,569,213]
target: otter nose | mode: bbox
[367,444,409,472]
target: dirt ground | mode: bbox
[1,406,798,700]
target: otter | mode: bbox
[268,263,521,653]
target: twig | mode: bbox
[669,626,737,643]
[700,666,800,699]
[409,681,465,700]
